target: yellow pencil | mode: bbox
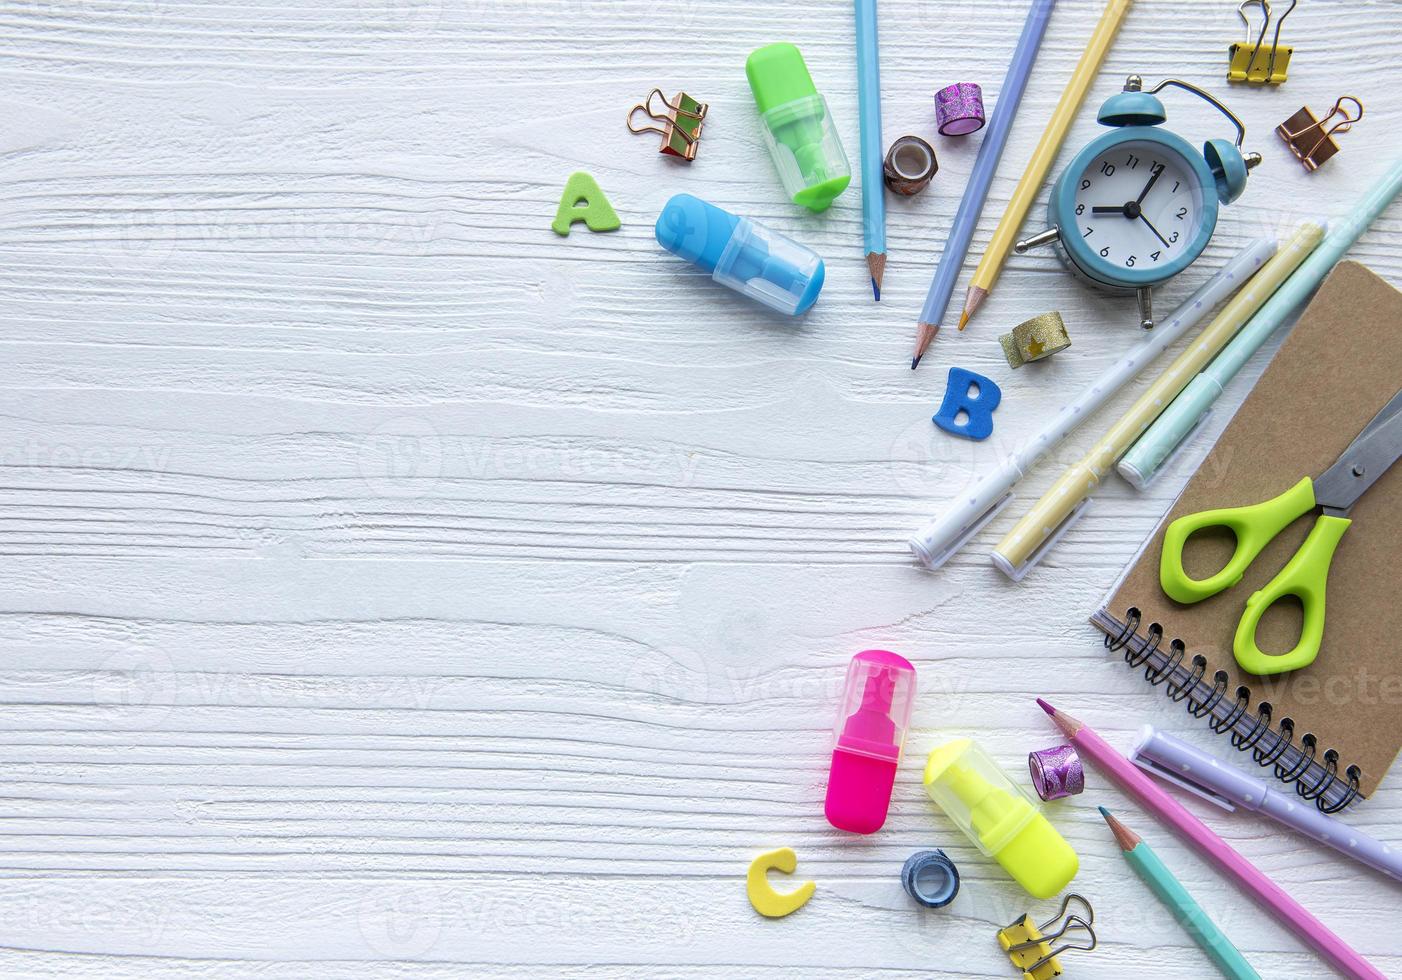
[959,0,1133,331]
[989,223,1324,576]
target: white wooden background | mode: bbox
[1,0,1399,976]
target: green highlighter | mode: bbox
[746,43,851,213]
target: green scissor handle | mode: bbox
[1160,477,1319,604]
[1234,514,1351,675]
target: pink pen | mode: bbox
[824,650,916,834]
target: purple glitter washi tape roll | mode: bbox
[935,83,985,137]
[1028,744,1084,801]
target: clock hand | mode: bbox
[1092,205,1129,215]
[1140,213,1172,249]
[1136,164,1165,205]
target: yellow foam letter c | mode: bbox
[746,847,816,918]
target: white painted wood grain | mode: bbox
[0,0,1399,976]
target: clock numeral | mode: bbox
[1169,231,1180,243]
[1081,179,1091,190]
[1151,161,1164,175]
[1083,226,1094,238]
[1171,180,1181,193]
[1176,207,1188,219]
[1150,250,1162,261]
[1126,153,1140,169]
[1099,246,1110,258]
[1099,162,1116,176]
[1075,203,1084,215]
[1125,255,1137,267]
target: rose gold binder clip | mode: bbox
[1276,96,1362,172]
[627,89,708,162]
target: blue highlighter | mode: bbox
[655,194,825,316]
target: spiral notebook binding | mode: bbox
[1096,606,1362,813]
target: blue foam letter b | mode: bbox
[932,367,1001,441]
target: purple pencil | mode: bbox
[912,0,1056,368]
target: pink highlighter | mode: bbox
[824,650,917,834]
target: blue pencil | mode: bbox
[855,0,885,300]
[912,0,1057,368]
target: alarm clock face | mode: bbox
[1070,139,1208,281]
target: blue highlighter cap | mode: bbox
[655,193,739,274]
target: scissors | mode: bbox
[1159,389,1402,676]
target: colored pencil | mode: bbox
[1117,155,1402,487]
[912,0,1056,368]
[855,0,885,299]
[989,223,1324,578]
[906,239,1272,570]
[1101,807,1261,980]
[1039,700,1384,980]
[960,0,1133,330]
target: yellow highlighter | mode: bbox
[923,738,1078,899]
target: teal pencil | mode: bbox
[1101,807,1261,980]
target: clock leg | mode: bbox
[1014,227,1060,254]
[1137,286,1153,329]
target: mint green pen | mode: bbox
[1101,807,1260,980]
[1117,155,1402,488]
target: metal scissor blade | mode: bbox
[1313,389,1402,515]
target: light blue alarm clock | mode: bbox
[1018,76,1261,328]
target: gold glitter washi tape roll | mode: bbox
[1000,312,1071,368]
[883,136,938,196]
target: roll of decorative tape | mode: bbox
[883,135,938,195]
[900,849,960,908]
[1000,311,1072,368]
[935,83,985,136]
[1029,744,1085,801]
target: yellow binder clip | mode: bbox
[627,89,708,162]
[996,894,1097,980]
[1228,0,1295,84]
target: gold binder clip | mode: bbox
[1228,0,1295,84]
[1277,96,1363,172]
[996,894,1097,980]
[627,89,708,162]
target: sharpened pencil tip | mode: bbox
[1101,807,1139,850]
[960,287,987,330]
[911,323,938,368]
[910,355,921,371]
[1035,697,1054,715]
[865,252,886,302]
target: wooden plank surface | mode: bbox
[0,0,1399,976]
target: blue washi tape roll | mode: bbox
[901,849,960,908]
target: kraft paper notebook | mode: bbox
[1091,261,1402,810]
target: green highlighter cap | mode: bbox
[745,43,851,212]
[746,43,817,113]
[923,738,1079,900]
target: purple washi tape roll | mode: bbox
[1028,744,1084,801]
[935,83,985,137]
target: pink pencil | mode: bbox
[1037,699,1383,980]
